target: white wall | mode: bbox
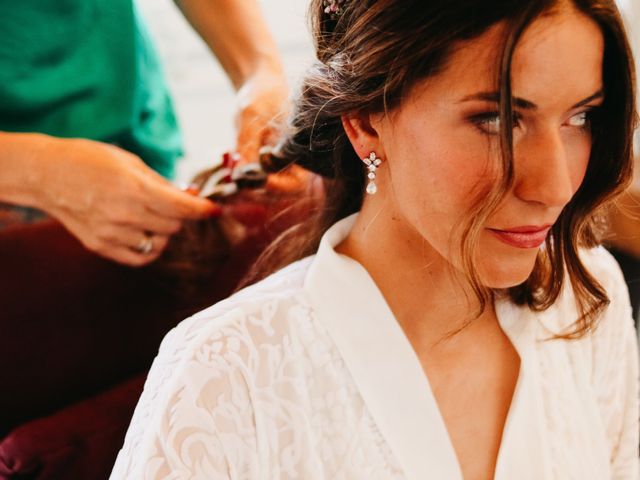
[618,0,639,58]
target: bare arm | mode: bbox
[174,0,289,162]
[174,0,283,88]
[0,132,218,266]
[0,132,50,209]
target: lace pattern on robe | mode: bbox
[112,259,405,479]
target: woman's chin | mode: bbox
[479,253,539,289]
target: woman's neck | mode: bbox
[335,205,496,350]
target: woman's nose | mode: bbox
[513,129,579,208]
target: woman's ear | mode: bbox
[341,112,385,160]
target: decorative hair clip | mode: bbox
[323,0,346,18]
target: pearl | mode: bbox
[366,182,377,195]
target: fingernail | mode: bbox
[222,152,231,168]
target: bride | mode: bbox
[112,0,638,478]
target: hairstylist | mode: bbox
[0,0,288,266]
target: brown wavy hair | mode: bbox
[244,0,637,338]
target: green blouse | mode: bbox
[0,0,182,178]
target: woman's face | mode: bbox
[362,8,605,288]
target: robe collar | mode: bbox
[303,214,551,480]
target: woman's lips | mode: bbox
[488,225,552,249]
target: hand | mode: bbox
[234,63,289,164]
[265,164,316,194]
[34,138,220,266]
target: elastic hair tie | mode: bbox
[323,0,346,18]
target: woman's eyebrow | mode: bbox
[570,90,605,108]
[458,89,605,110]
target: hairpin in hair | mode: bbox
[323,0,346,18]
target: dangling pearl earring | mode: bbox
[363,151,382,195]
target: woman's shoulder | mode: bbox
[164,255,317,359]
[539,245,636,381]
[113,256,322,477]
[528,247,639,476]
[575,245,636,360]
[533,246,635,380]
[575,248,639,471]
[577,246,633,341]
[142,254,318,413]
[578,245,628,296]
[540,246,632,332]
[155,253,321,407]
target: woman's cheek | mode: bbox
[565,135,592,192]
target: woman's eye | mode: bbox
[480,115,501,133]
[470,112,519,135]
[567,111,589,128]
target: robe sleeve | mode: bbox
[587,248,640,479]
[110,308,260,480]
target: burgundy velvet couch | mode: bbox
[0,193,311,480]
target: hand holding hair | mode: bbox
[0,133,220,266]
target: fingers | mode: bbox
[102,245,163,267]
[97,229,171,267]
[235,129,263,165]
[44,143,219,266]
[234,92,285,164]
[143,179,222,220]
[235,114,279,165]
[108,227,170,253]
[137,208,183,236]
[266,164,312,193]
[92,225,171,265]
[59,215,169,266]
[233,69,289,165]
[97,196,185,235]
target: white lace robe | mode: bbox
[111,215,639,479]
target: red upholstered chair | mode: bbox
[0,189,314,480]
